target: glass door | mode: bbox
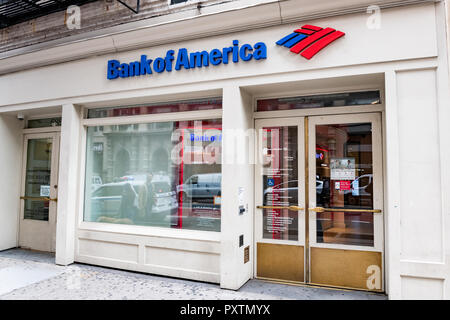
[308,113,384,291]
[255,118,305,283]
[255,113,384,291]
[19,132,60,252]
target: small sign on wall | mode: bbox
[238,187,245,215]
[244,246,250,264]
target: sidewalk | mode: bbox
[0,249,387,300]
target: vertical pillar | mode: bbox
[220,86,254,290]
[435,0,450,299]
[55,104,82,265]
[0,115,23,251]
[384,70,402,299]
[386,64,450,299]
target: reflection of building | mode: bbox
[91,123,173,183]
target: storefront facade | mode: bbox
[0,0,449,299]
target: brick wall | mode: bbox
[0,0,235,54]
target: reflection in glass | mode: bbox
[257,91,380,112]
[261,126,298,241]
[24,138,52,221]
[87,98,222,119]
[84,119,222,232]
[27,117,62,128]
[315,123,374,246]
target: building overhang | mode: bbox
[0,0,441,76]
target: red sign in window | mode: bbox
[339,180,351,191]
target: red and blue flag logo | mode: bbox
[276,25,345,59]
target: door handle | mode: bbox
[308,207,382,213]
[20,196,58,202]
[257,205,304,211]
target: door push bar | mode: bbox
[308,207,382,213]
[20,196,58,202]
[256,205,304,211]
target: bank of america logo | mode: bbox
[276,25,345,59]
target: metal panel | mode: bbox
[257,243,304,283]
[310,247,382,291]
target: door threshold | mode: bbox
[18,247,55,254]
[255,277,384,294]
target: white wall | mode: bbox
[75,226,221,283]
[386,67,450,299]
[220,86,254,290]
[56,104,82,265]
[0,4,438,109]
[383,1,450,300]
[0,115,23,251]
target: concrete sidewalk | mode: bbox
[0,249,387,300]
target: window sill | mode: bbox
[78,221,221,242]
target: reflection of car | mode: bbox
[345,174,373,207]
[118,172,177,213]
[316,177,324,195]
[177,173,221,204]
[151,178,178,215]
[263,179,323,203]
[173,173,221,231]
[119,172,171,185]
[348,174,373,196]
[91,182,137,218]
[91,178,177,221]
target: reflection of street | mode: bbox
[175,173,221,231]
[90,175,178,225]
[90,173,221,231]
[315,123,375,247]
[85,119,223,232]
[176,173,221,203]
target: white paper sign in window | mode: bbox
[40,185,50,197]
[330,157,356,180]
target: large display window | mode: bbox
[83,104,222,232]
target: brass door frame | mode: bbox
[307,112,384,291]
[254,113,385,291]
[254,117,306,283]
[304,117,310,283]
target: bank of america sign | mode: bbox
[276,25,345,59]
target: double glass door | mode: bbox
[255,113,384,291]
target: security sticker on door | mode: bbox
[40,185,50,197]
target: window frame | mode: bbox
[167,0,200,8]
[77,102,223,240]
[256,90,382,112]
[253,87,385,119]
